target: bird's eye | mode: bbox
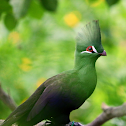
[81,46,98,54]
[86,46,93,52]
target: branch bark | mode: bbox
[0,83,17,111]
[85,103,126,126]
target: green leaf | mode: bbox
[4,13,17,30]
[28,0,44,19]
[10,0,31,19]
[0,0,12,16]
[40,0,58,12]
[106,0,119,6]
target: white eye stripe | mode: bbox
[81,51,92,54]
[81,46,98,54]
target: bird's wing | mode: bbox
[27,71,76,121]
[27,83,60,121]
[1,73,63,126]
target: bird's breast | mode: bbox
[67,71,97,108]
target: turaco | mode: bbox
[1,20,106,126]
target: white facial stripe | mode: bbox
[92,46,98,53]
[81,46,98,54]
[81,51,92,54]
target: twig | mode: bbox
[0,83,17,111]
[85,103,126,126]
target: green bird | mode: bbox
[1,20,106,126]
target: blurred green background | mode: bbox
[0,0,126,125]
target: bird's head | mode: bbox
[75,20,106,61]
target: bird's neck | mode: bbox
[73,53,98,101]
[74,55,97,71]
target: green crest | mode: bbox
[76,20,104,53]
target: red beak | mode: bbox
[99,50,107,56]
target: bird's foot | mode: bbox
[68,121,83,126]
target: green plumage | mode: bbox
[1,20,106,126]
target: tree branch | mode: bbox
[0,83,17,111]
[85,103,126,126]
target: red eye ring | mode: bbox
[86,46,93,52]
